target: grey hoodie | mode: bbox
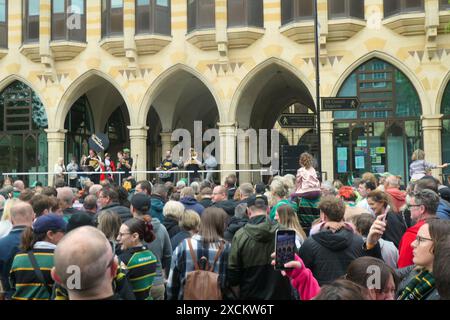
[147,218,172,286]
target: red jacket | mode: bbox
[397,220,425,268]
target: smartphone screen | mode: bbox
[275,229,296,270]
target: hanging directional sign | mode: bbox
[278,114,316,128]
[321,97,360,111]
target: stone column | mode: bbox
[237,128,251,184]
[320,115,334,182]
[45,129,67,186]
[160,131,174,160]
[128,126,149,181]
[39,0,53,72]
[218,123,237,184]
[123,0,137,67]
[86,0,101,41]
[215,0,228,62]
[422,114,443,179]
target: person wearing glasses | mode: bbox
[398,189,439,268]
[366,214,450,300]
[117,217,157,300]
[9,213,66,300]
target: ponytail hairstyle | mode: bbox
[124,216,156,244]
[20,227,47,251]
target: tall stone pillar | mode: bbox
[422,114,443,180]
[160,131,174,160]
[128,126,149,181]
[218,123,237,184]
[45,129,67,186]
[320,115,334,182]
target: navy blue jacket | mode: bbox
[0,225,27,299]
[180,197,204,216]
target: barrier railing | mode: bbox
[1,169,275,186]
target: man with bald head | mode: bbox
[52,226,118,300]
[57,187,84,222]
[212,185,236,216]
[0,201,35,299]
[384,175,406,213]
[12,180,25,198]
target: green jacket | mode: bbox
[228,215,293,300]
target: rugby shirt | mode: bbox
[9,248,54,300]
[119,246,157,300]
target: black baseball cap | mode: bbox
[246,194,268,208]
[131,193,151,213]
[67,212,95,233]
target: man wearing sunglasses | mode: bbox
[397,189,439,268]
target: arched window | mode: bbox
[23,0,40,43]
[281,0,314,25]
[65,95,94,163]
[136,0,171,36]
[333,59,422,183]
[441,0,450,10]
[442,81,450,183]
[187,0,215,33]
[384,0,424,19]
[102,0,124,38]
[328,0,364,20]
[227,0,263,28]
[0,0,7,48]
[0,81,48,185]
[52,0,86,42]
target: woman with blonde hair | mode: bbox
[97,210,122,251]
[170,209,201,250]
[410,149,448,181]
[275,204,306,249]
[163,200,185,239]
[269,179,298,221]
[0,198,19,238]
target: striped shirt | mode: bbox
[119,246,157,300]
[166,235,231,300]
[9,248,54,300]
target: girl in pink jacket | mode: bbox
[295,152,321,199]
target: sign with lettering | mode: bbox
[321,97,360,111]
[278,114,316,128]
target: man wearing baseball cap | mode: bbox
[9,214,66,300]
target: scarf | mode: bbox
[398,270,435,300]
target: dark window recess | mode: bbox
[384,0,424,19]
[227,0,263,28]
[52,0,86,42]
[187,0,215,33]
[281,0,314,26]
[102,0,124,38]
[328,0,364,20]
[440,0,450,9]
[23,0,40,43]
[136,0,171,35]
[0,0,7,48]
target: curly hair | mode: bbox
[299,152,314,169]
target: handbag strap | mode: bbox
[187,238,200,270]
[27,251,52,296]
[209,240,225,272]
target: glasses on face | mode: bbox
[415,235,433,244]
[407,204,421,210]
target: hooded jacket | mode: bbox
[98,203,132,223]
[386,188,406,213]
[437,199,450,220]
[228,215,294,300]
[180,196,204,216]
[224,216,249,242]
[147,218,172,286]
[299,225,382,286]
[163,217,181,239]
[213,200,237,216]
[150,195,165,223]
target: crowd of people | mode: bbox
[0,149,449,301]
